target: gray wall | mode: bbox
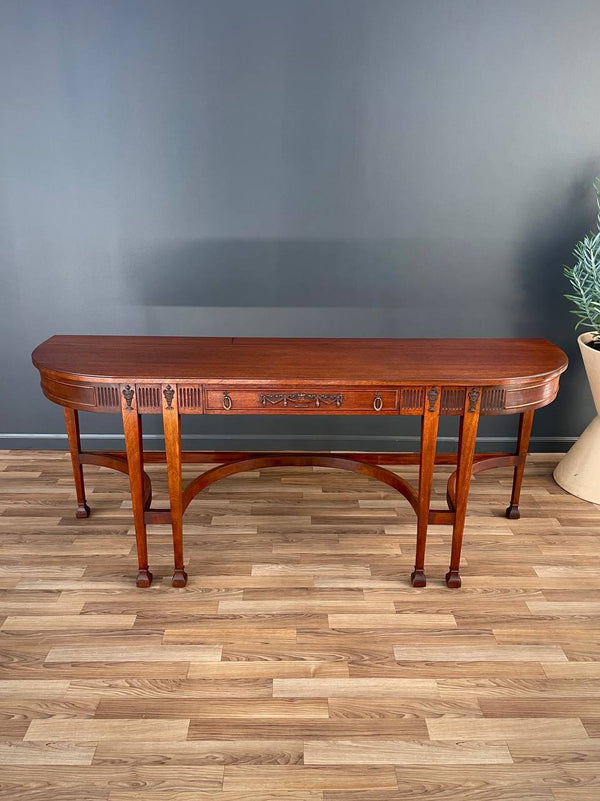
[1,0,598,452]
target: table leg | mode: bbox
[162,385,187,588]
[411,386,441,587]
[121,390,152,588]
[446,387,481,588]
[506,409,535,520]
[63,407,90,519]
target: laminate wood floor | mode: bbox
[0,449,599,800]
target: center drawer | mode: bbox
[204,387,398,414]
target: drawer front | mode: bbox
[41,377,97,410]
[204,388,398,414]
[504,377,560,412]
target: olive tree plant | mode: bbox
[564,178,600,347]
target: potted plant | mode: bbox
[553,179,600,503]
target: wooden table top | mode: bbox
[32,335,568,387]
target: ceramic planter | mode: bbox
[554,332,600,503]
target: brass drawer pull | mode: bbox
[373,393,383,412]
[260,393,343,408]
[223,392,232,410]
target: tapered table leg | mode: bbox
[446,387,481,589]
[63,407,90,518]
[411,387,441,587]
[162,384,187,588]
[121,388,152,588]
[506,409,535,520]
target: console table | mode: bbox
[32,336,568,589]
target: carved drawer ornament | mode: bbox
[468,388,481,412]
[122,385,135,411]
[427,387,439,412]
[163,385,175,410]
[260,392,343,408]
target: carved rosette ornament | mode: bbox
[122,385,134,411]
[468,388,480,412]
[427,387,439,412]
[163,385,175,410]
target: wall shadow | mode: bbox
[123,236,515,315]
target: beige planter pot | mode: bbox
[553,332,600,504]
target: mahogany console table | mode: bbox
[32,336,567,589]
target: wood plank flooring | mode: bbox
[0,449,599,799]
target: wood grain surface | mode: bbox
[31,335,568,385]
[0,449,599,800]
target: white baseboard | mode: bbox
[0,432,577,451]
